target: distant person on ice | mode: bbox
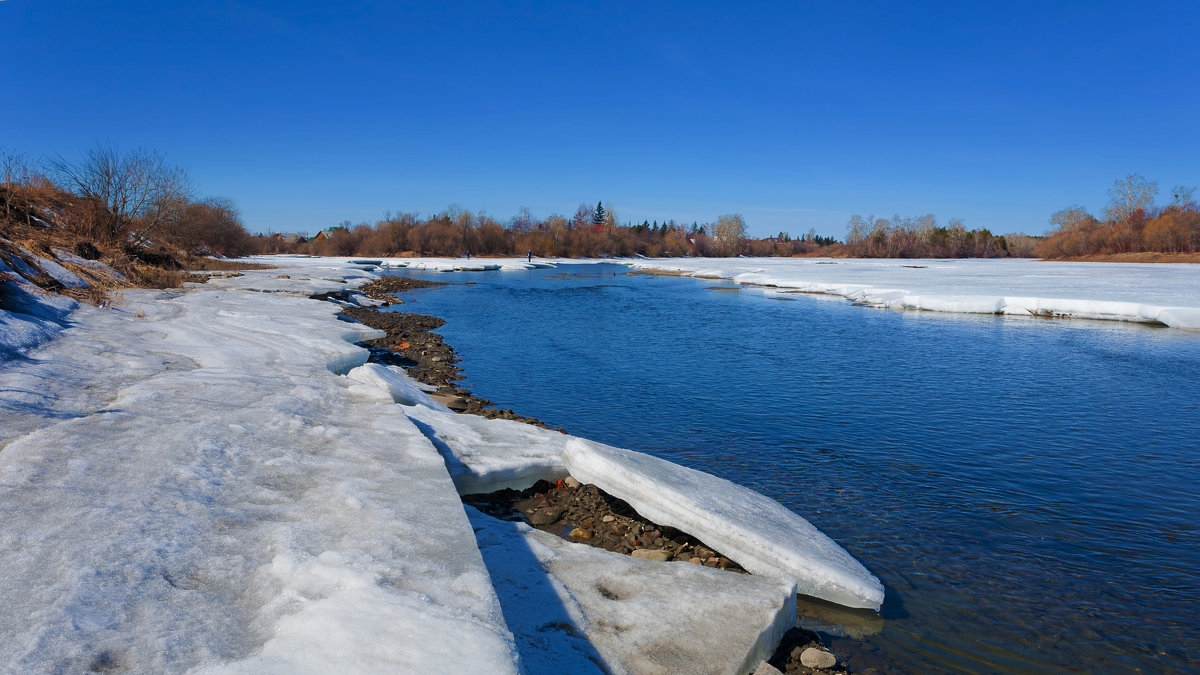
[527,250,532,263]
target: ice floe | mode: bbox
[563,439,886,610]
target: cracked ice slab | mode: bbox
[469,508,796,675]
[562,439,885,610]
[404,403,571,493]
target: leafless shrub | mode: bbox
[49,142,190,244]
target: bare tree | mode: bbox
[1106,173,1158,223]
[1049,206,1097,232]
[714,213,746,255]
[50,142,190,243]
[1170,185,1196,211]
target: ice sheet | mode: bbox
[562,439,885,610]
[627,257,1200,330]
[0,269,519,673]
[469,507,796,675]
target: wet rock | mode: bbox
[430,394,468,411]
[800,647,837,670]
[530,507,564,525]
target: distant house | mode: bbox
[312,225,347,242]
[272,233,307,244]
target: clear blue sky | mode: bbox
[4,1,1198,238]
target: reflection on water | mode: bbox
[385,264,1200,673]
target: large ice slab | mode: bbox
[346,362,448,409]
[562,439,885,610]
[469,507,796,675]
[404,403,570,493]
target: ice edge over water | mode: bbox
[626,258,1200,330]
[563,439,886,611]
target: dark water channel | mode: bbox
[384,263,1200,673]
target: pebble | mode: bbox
[601,515,616,523]
[799,647,837,670]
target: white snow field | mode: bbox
[624,257,1200,330]
[2,256,845,674]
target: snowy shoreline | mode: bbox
[1,255,881,673]
[619,257,1200,330]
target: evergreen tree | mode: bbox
[593,201,607,226]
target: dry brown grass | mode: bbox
[184,257,275,271]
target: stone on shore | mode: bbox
[800,647,839,669]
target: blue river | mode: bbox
[384,263,1200,673]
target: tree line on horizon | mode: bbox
[843,214,1040,258]
[262,206,836,258]
[5,145,1195,263]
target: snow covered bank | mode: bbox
[5,258,882,673]
[1,265,520,672]
[626,257,1200,330]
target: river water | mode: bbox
[383,263,1200,673]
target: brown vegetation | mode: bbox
[1036,175,1199,259]
[254,204,835,259]
[1,145,262,302]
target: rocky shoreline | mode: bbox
[340,274,848,674]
